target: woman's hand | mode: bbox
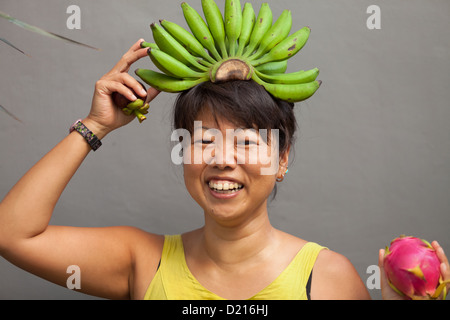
[379,241,450,300]
[84,39,160,138]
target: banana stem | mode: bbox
[236,42,246,57]
[247,51,261,63]
[121,107,133,116]
[229,42,235,57]
[140,103,150,113]
[242,43,256,59]
[199,59,213,68]
[218,43,228,59]
[133,110,147,123]
[201,53,216,65]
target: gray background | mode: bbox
[0,0,449,300]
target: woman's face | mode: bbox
[183,108,289,225]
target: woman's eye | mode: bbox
[238,139,257,146]
[193,140,211,145]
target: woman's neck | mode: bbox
[197,206,278,267]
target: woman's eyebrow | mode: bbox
[198,125,256,131]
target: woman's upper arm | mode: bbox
[311,249,371,300]
[1,225,163,300]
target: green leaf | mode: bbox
[0,10,100,50]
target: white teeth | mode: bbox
[208,180,243,192]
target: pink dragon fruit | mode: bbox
[383,235,448,300]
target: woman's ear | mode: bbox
[280,145,290,168]
[276,146,290,182]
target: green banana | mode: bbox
[140,41,159,50]
[242,3,273,58]
[251,26,311,66]
[147,48,178,78]
[236,2,255,57]
[224,0,242,56]
[255,60,288,74]
[181,2,222,61]
[148,48,208,79]
[150,22,209,72]
[129,0,321,121]
[136,69,208,92]
[252,71,321,102]
[251,9,292,61]
[160,19,216,65]
[201,0,228,58]
[254,67,319,84]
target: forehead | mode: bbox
[194,104,255,131]
[195,108,230,128]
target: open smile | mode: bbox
[207,179,244,198]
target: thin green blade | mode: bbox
[0,10,100,50]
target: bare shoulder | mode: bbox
[119,226,164,250]
[91,225,164,257]
[275,230,309,253]
[311,248,371,300]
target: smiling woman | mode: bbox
[1,38,447,301]
[143,78,371,300]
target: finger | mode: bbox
[441,262,449,280]
[110,39,149,74]
[137,81,147,92]
[131,38,146,52]
[378,249,387,282]
[378,249,384,265]
[432,241,449,266]
[433,241,450,284]
[117,48,149,74]
[114,73,148,98]
[97,80,138,102]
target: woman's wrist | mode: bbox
[81,117,111,140]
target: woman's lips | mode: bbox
[207,179,244,198]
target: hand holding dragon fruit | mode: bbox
[382,235,450,300]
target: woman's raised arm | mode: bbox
[0,40,162,299]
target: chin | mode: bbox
[204,203,244,222]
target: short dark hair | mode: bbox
[172,80,297,156]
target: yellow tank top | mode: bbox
[144,234,326,300]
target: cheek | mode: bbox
[244,163,277,193]
[183,163,205,199]
[240,145,280,177]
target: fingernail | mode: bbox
[131,94,137,101]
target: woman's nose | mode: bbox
[207,139,237,170]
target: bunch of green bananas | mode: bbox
[129,0,321,120]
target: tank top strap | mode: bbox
[250,241,327,300]
[290,242,327,287]
[143,234,183,299]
